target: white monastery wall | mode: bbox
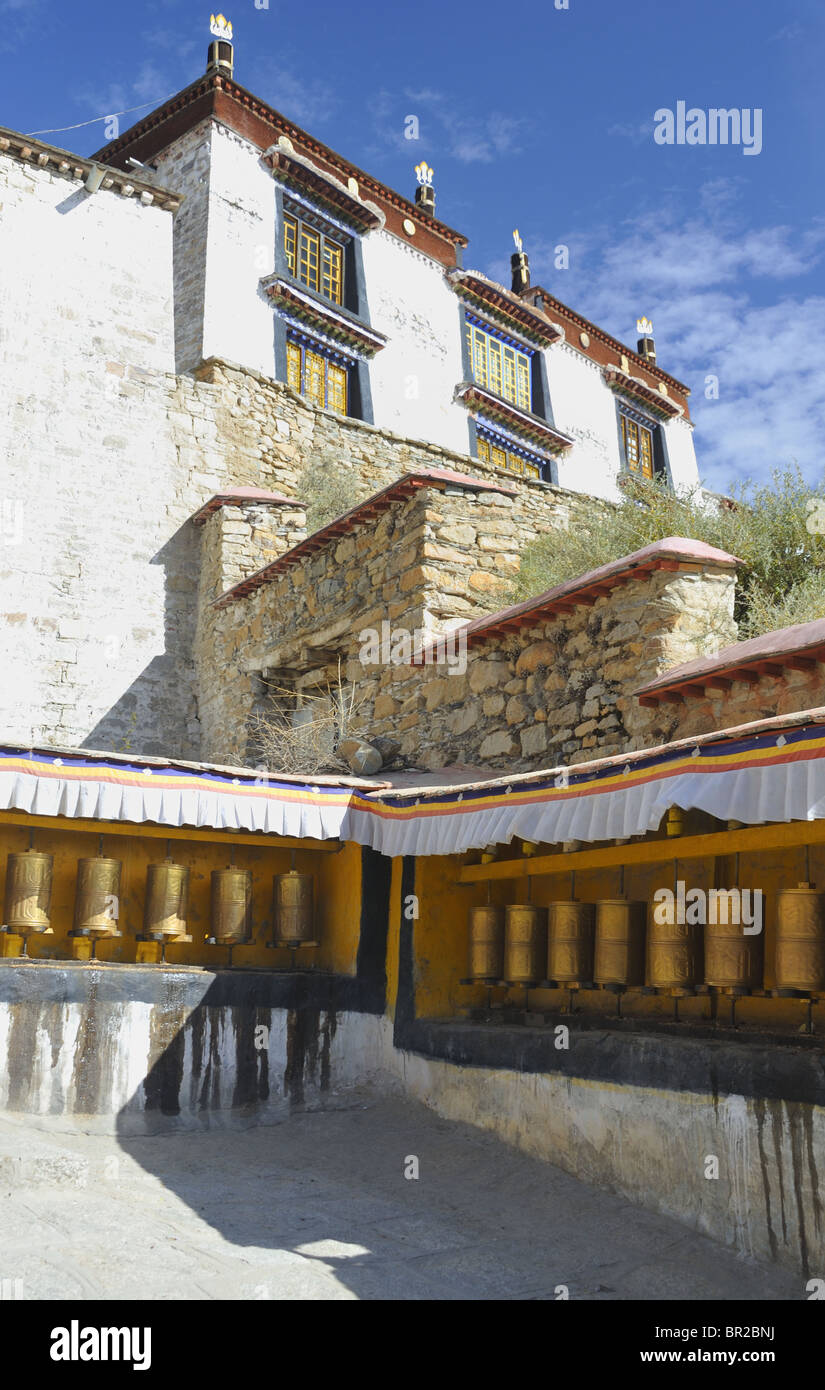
[361,231,470,452]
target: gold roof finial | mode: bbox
[415,161,434,187]
[210,13,233,40]
[637,316,653,337]
[513,229,523,253]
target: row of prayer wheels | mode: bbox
[468,884,825,994]
[1,850,316,948]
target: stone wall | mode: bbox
[203,483,740,773]
[196,477,523,765]
[370,558,739,771]
[185,357,587,534]
[642,662,825,749]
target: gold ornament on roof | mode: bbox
[513,229,523,253]
[210,13,233,40]
[414,161,433,187]
[637,316,653,337]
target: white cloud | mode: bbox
[484,199,825,492]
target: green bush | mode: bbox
[511,468,825,639]
[295,461,372,534]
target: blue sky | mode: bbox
[2,0,824,494]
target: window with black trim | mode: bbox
[620,411,655,478]
[283,209,344,305]
[466,318,532,411]
[286,338,348,415]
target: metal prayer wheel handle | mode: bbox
[548,900,596,985]
[210,867,253,945]
[704,916,763,992]
[503,904,545,984]
[774,883,825,992]
[467,905,504,982]
[272,870,315,947]
[3,851,54,937]
[143,859,190,940]
[646,900,702,992]
[594,899,646,987]
[73,857,123,939]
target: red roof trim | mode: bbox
[635,618,825,705]
[192,489,305,525]
[456,537,741,649]
[92,73,468,249]
[213,468,517,606]
[528,286,691,398]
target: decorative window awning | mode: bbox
[457,382,574,453]
[4,711,825,858]
[261,276,387,359]
[603,365,684,420]
[448,269,562,349]
[264,145,383,233]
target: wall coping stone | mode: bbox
[213,469,518,607]
[636,616,825,705]
[191,488,304,525]
[454,536,741,650]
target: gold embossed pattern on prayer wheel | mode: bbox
[548,901,596,983]
[273,870,314,945]
[647,901,701,991]
[704,909,763,991]
[468,905,504,981]
[775,883,825,992]
[594,899,646,986]
[144,860,190,940]
[74,857,122,937]
[211,868,253,944]
[504,905,544,983]
[3,851,54,935]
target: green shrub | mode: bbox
[511,467,825,639]
[295,461,372,534]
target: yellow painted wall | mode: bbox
[0,815,361,975]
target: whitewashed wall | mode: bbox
[0,152,199,755]
[361,231,469,451]
[546,342,623,499]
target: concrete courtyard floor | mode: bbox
[0,1094,801,1301]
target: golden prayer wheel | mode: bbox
[547,900,596,984]
[504,904,545,984]
[704,914,763,992]
[594,899,646,987]
[73,857,122,938]
[211,867,253,945]
[775,883,825,992]
[273,870,315,946]
[143,859,190,940]
[647,899,701,992]
[467,905,504,981]
[3,851,54,936]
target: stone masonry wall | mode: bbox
[643,666,825,749]
[365,561,738,772]
[196,481,523,765]
[183,358,590,540]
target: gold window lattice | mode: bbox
[286,340,348,416]
[477,435,541,480]
[621,414,654,479]
[283,213,343,305]
[466,323,531,412]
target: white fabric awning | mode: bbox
[2,714,825,857]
